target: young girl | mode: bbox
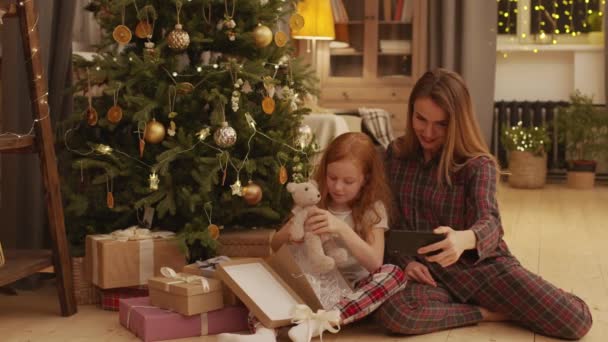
[219,132,406,342]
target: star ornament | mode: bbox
[196,127,211,141]
[230,179,243,196]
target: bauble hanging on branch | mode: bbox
[144,119,166,144]
[167,24,190,51]
[214,122,237,148]
[242,181,263,205]
[252,23,273,48]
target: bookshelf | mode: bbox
[311,0,427,137]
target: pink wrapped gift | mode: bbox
[119,297,249,342]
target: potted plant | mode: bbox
[501,121,551,189]
[557,91,608,189]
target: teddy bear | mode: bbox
[286,180,348,273]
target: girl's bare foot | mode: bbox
[479,307,509,322]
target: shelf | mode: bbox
[379,21,412,25]
[0,135,36,153]
[343,20,364,25]
[0,249,53,286]
[330,50,364,56]
[378,52,410,56]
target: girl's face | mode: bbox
[412,97,449,158]
[326,159,366,209]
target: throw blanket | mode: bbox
[358,107,395,149]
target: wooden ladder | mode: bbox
[0,2,76,316]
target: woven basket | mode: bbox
[0,241,4,268]
[508,151,547,189]
[72,257,99,305]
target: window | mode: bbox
[497,0,604,46]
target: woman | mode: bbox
[377,68,592,340]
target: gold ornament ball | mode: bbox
[253,24,273,48]
[144,119,166,144]
[167,24,190,51]
[242,182,263,205]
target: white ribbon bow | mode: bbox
[106,226,175,242]
[160,267,210,292]
[196,256,231,269]
[291,304,340,342]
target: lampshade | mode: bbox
[292,0,335,40]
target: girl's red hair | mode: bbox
[314,132,393,240]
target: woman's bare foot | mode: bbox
[479,307,509,322]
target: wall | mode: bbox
[495,46,605,103]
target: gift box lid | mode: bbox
[148,269,221,296]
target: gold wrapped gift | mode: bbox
[149,267,224,316]
[85,227,186,289]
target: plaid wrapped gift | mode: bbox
[98,286,149,311]
[217,229,276,257]
[72,257,99,305]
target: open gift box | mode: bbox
[148,267,224,316]
[217,258,305,328]
[216,244,353,328]
[267,244,353,311]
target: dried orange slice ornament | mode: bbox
[113,25,132,45]
[208,224,220,240]
[262,96,275,114]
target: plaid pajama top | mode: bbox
[386,144,520,302]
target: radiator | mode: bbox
[492,101,568,173]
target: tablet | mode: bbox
[385,230,445,257]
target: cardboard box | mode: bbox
[217,229,276,257]
[119,297,249,341]
[267,244,353,311]
[217,258,305,328]
[149,273,223,316]
[183,259,240,306]
[85,231,186,289]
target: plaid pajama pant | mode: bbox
[337,263,406,325]
[376,264,592,340]
[249,264,406,332]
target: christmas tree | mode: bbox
[60,0,318,260]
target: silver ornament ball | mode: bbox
[214,122,237,148]
[295,124,313,148]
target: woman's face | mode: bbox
[412,97,449,157]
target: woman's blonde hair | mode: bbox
[393,68,498,185]
[314,132,393,240]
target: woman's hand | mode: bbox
[404,261,437,287]
[418,226,477,267]
[304,207,346,236]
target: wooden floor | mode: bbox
[1,183,607,341]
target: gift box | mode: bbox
[98,286,149,311]
[267,244,353,311]
[217,228,276,257]
[217,258,306,328]
[149,267,224,316]
[183,257,240,306]
[119,297,249,342]
[85,227,186,289]
[72,257,99,305]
